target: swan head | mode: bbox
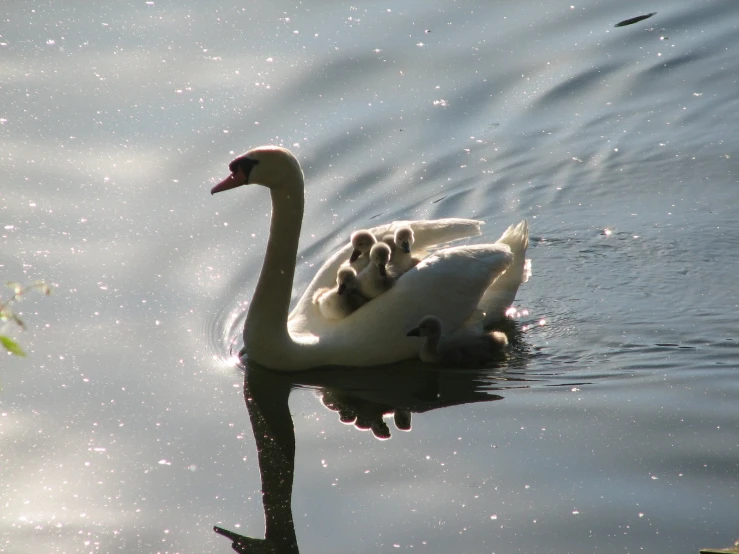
[394,226,415,254]
[349,230,377,263]
[406,315,442,338]
[211,146,303,194]
[336,266,358,295]
[369,242,391,277]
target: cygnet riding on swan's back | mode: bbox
[210,145,529,371]
[357,242,394,299]
[313,266,367,320]
[386,226,420,277]
[407,315,508,365]
[347,230,377,272]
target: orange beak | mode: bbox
[211,167,246,194]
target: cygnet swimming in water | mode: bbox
[386,226,420,277]
[406,315,508,365]
[347,230,377,272]
[357,242,394,299]
[313,266,368,320]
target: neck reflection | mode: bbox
[215,359,530,553]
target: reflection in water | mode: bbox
[214,355,532,553]
[215,364,298,554]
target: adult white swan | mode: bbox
[211,146,529,371]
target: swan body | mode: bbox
[407,315,508,365]
[347,230,377,272]
[211,146,529,371]
[357,242,394,299]
[313,267,367,320]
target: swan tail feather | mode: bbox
[479,220,530,326]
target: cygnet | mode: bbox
[406,315,508,365]
[357,242,394,299]
[313,266,368,320]
[347,230,377,272]
[387,226,420,277]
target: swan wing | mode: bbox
[289,218,482,330]
[288,243,512,367]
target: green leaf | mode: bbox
[0,335,26,357]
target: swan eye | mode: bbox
[229,157,260,177]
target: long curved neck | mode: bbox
[245,178,305,365]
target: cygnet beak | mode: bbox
[337,283,347,295]
[401,241,411,254]
[406,327,421,337]
[211,167,246,194]
[349,249,361,263]
[378,264,387,277]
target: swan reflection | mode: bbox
[214,353,532,553]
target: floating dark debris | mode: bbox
[614,12,656,28]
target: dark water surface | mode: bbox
[2,0,738,552]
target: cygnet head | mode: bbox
[349,230,377,263]
[394,226,415,254]
[369,242,392,277]
[336,266,358,295]
[380,233,396,251]
[406,315,443,338]
[210,146,303,194]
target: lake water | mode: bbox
[2,0,738,553]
